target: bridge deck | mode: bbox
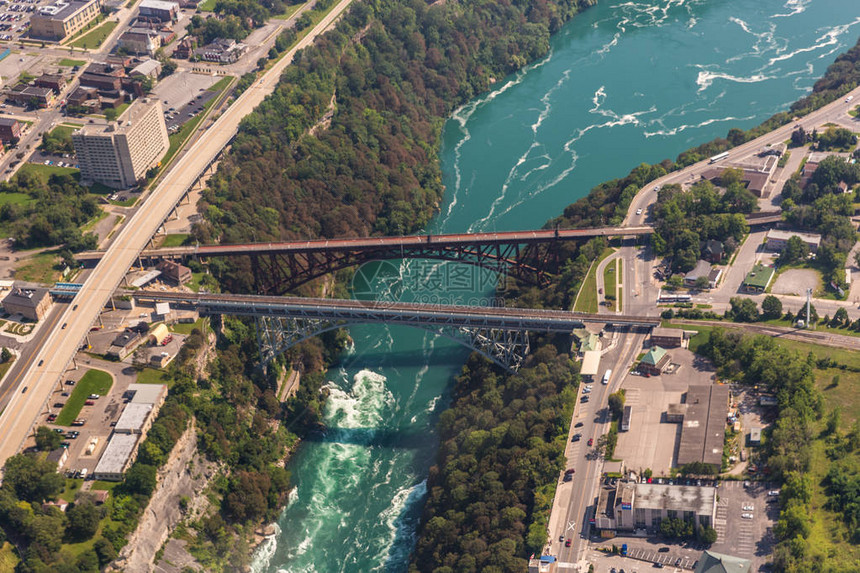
[77,226,655,261]
[133,291,660,330]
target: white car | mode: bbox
[583,386,592,393]
[636,208,643,215]
[741,513,753,519]
[847,96,854,103]
[743,504,754,511]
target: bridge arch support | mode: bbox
[255,316,530,373]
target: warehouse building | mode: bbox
[675,385,731,470]
[114,403,153,434]
[93,434,140,481]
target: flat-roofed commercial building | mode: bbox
[31,0,103,41]
[676,385,730,470]
[138,0,179,21]
[765,229,822,253]
[596,481,717,532]
[114,402,153,434]
[73,98,169,189]
[93,433,140,481]
[128,383,167,413]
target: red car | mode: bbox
[85,400,94,406]
[565,468,575,475]
[587,438,594,447]
[565,538,572,547]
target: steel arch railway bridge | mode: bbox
[79,226,655,295]
[132,291,660,371]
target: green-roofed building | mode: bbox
[741,263,775,293]
[693,550,751,573]
[572,328,601,353]
[639,345,670,376]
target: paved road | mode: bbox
[553,331,647,569]
[0,0,357,472]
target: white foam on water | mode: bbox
[695,68,773,93]
[250,522,283,573]
[644,114,755,137]
[376,480,429,571]
[771,0,811,19]
[766,17,860,68]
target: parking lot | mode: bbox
[0,0,40,40]
[710,480,778,571]
[151,71,220,116]
[615,348,717,475]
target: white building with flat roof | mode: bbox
[73,98,169,189]
[114,403,153,434]
[93,434,140,481]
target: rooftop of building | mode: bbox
[115,402,152,432]
[641,346,667,366]
[765,229,822,244]
[94,433,139,475]
[651,327,684,340]
[741,264,775,289]
[677,385,730,467]
[36,0,97,20]
[0,117,20,127]
[3,287,49,308]
[128,383,167,405]
[632,482,716,516]
[110,329,140,348]
[46,448,66,464]
[76,98,161,136]
[140,0,179,9]
[693,550,751,573]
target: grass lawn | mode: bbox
[160,233,190,248]
[70,20,117,49]
[45,124,77,141]
[197,0,217,10]
[55,368,113,426]
[57,477,85,503]
[5,323,33,335]
[58,58,86,67]
[574,247,615,313]
[273,1,306,18]
[170,317,207,335]
[0,192,33,207]
[17,163,79,183]
[15,251,61,283]
[0,542,19,573]
[108,195,138,207]
[136,367,173,387]
[90,480,120,491]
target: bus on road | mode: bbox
[709,151,729,164]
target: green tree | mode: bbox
[779,235,809,265]
[66,501,101,542]
[729,297,759,322]
[35,426,63,451]
[2,454,64,502]
[608,391,625,421]
[761,295,783,320]
[93,537,117,565]
[121,464,157,497]
[694,275,711,290]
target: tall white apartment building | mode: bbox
[73,98,170,189]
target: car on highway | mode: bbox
[21,386,27,393]
[72,304,78,310]
[61,323,66,329]
[587,438,593,446]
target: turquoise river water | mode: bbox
[252,1,860,571]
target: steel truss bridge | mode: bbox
[79,226,655,294]
[133,291,660,372]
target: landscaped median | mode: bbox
[573,246,615,313]
[55,368,113,426]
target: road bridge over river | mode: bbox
[132,290,660,371]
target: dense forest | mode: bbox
[408,345,578,573]
[193,0,597,291]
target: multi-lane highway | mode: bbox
[0,0,357,471]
